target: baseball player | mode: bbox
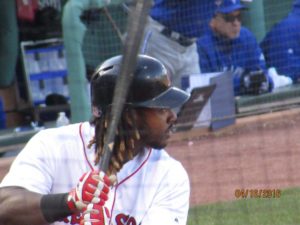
[141,0,215,88]
[0,55,190,225]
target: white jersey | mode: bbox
[0,122,190,225]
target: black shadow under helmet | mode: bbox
[90,54,190,110]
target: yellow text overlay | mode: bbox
[235,189,281,199]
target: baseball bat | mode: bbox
[99,0,152,173]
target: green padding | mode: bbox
[82,6,127,69]
[263,0,293,32]
[236,84,300,113]
[242,0,266,42]
[62,0,127,123]
[0,0,18,87]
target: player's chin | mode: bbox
[147,132,171,149]
[156,137,170,149]
[150,138,169,149]
[152,143,167,150]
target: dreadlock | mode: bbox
[88,106,140,176]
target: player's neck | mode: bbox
[132,141,145,157]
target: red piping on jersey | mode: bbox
[80,122,152,224]
[110,148,152,224]
[79,123,94,170]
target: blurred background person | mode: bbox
[141,0,215,88]
[260,0,300,84]
[197,0,292,96]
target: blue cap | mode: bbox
[214,0,247,14]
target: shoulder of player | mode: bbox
[149,149,178,163]
[27,122,88,149]
[149,149,188,178]
[34,122,85,138]
[19,122,89,157]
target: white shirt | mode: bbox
[0,122,190,225]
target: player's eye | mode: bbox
[158,108,169,114]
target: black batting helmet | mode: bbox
[90,54,190,109]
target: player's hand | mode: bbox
[67,170,115,211]
[80,204,110,225]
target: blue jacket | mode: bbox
[150,0,215,38]
[260,8,300,83]
[197,27,272,95]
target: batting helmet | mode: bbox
[90,54,190,109]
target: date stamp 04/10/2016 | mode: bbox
[235,189,281,199]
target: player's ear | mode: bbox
[92,106,102,118]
